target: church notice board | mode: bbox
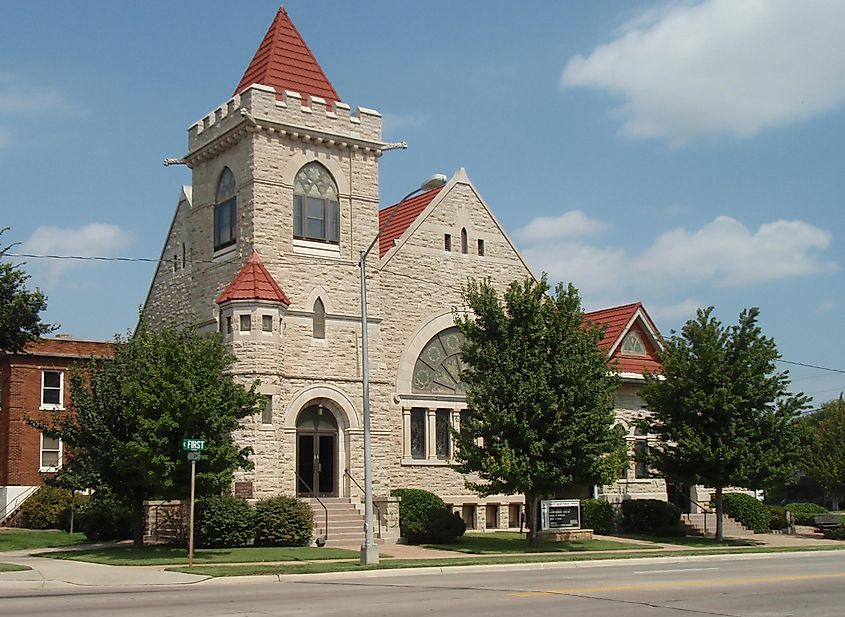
[540,499,581,531]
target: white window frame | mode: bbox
[404,407,466,465]
[40,433,62,472]
[40,370,64,410]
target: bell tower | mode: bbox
[183,5,385,326]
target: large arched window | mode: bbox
[294,162,339,244]
[214,167,237,251]
[412,327,466,394]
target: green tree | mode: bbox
[0,228,57,353]
[641,307,808,540]
[806,396,845,510]
[453,276,626,543]
[31,326,263,547]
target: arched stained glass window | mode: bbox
[621,331,647,356]
[412,327,466,394]
[214,167,237,251]
[294,162,339,244]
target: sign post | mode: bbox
[181,439,205,567]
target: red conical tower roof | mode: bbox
[216,250,291,306]
[234,6,340,105]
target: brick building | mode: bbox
[0,337,112,522]
[141,6,674,540]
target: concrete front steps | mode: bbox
[305,497,366,547]
[683,513,756,537]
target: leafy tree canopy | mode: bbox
[641,306,808,539]
[453,276,626,542]
[31,326,263,546]
[0,228,57,353]
[806,396,845,510]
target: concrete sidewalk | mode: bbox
[0,532,840,591]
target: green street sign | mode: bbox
[182,438,205,452]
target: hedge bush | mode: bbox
[391,488,465,544]
[19,486,73,530]
[196,496,254,548]
[82,492,133,541]
[720,493,769,533]
[784,502,828,526]
[581,499,614,534]
[823,524,845,540]
[768,505,788,531]
[620,499,684,536]
[254,496,313,546]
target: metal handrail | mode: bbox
[0,485,39,526]
[296,472,328,545]
[677,491,715,535]
[344,469,381,539]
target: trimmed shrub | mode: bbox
[391,488,465,544]
[19,486,72,530]
[823,524,845,540]
[254,496,313,546]
[720,493,769,534]
[82,492,132,541]
[620,499,684,536]
[196,496,254,548]
[581,498,614,534]
[768,505,788,531]
[784,502,829,526]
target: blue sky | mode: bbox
[2,1,842,405]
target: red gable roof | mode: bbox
[378,186,444,258]
[584,302,662,375]
[215,250,291,306]
[234,6,340,105]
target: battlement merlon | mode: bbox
[186,85,384,163]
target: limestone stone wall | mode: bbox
[378,174,532,503]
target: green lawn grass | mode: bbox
[0,563,31,572]
[628,535,757,547]
[0,529,87,552]
[40,545,360,566]
[167,545,845,577]
[425,531,654,554]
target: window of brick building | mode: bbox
[41,370,63,409]
[213,167,237,252]
[239,314,251,332]
[262,315,273,332]
[293,162,340,244]
[40,434,62,471]
[313,298,326,339]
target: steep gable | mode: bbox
[585,303,663,375]
[234,6,340,105]
[378,187,444,258]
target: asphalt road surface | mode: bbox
[2,551,844,616]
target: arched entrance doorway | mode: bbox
[296,404,338,497]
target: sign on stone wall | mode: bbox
[234,481,253,499]
[540,499,580,531]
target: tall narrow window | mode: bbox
[239,314,251,332]
[614,424,628,479]
[460,228,468,254]
[313,298,326,339]
[477,238,485,256]
[435,409,451,460]
[41,371,63,408]
[634,429,650,479]
[262,315,273,332]
[261,396,273,424]
[214,167,237,251]
[293,162,340,244]
[410,408,426,459]
[40,434,62,471]
[444,233,452,251]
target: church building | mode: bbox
[141,6,672,542]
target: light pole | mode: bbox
[359,173,447,565]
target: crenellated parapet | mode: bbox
[186,85,383,165]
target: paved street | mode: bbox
[2,551,844,616]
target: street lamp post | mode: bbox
[359,173,447,565]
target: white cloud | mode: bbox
[514,210,608,242]
[520,213,836,301]
[561,0,845,145]
[649,298,703,320]
[21,223,133,284]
